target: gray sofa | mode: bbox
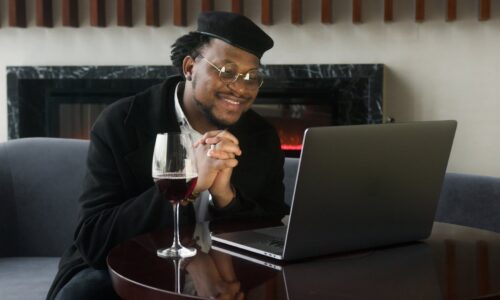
[436,172,500,233]
[0,138,89,300]
[1,139,499,299]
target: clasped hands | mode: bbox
[188,130,242,208]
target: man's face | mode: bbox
[190,39,261,128]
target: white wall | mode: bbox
[1,0,499,176]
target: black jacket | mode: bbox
[47,76,288,299]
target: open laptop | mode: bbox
[211,120,457,260]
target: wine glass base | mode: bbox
[157,246,197,258]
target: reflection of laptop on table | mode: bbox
[212,243,442,299]
[211,121,457,260]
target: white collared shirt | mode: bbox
[174,82,202,141]
[173,82,210,222]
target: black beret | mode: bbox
[195,11,274,59]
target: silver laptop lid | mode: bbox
[283,120,457,260]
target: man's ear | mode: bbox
[182,56,195,81]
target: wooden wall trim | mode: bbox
[62,0,79,27]
[446,0,457,22]
[352,0,362,24]
[173,0,187,26]
[3,1,500,28]
[479,0,491,21]
[321,0,332,24]
[36,0,53,27]
[145,0,159,27]
[117,0,132,27]
[231,0,243,14]
[261,0,273,25]
[384,0,393,22]
[90,0,106,27]
[201,0,214,12]
[415,0,425,22]
[291,0,301,25]
[9,0,27,28]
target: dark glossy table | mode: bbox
[108,222,500,300]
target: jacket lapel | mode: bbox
[123,76,183,191]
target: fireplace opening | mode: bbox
[253,81,337,157]
[44,79,163,139]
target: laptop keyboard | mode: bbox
[248,227,286,255]
[254,226,286,239]
[248,239,284,255]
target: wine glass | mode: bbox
[152,133,198,258]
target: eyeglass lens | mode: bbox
[219,63,263,88]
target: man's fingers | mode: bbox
[179,197,196,206]
[197,130,239,146]
[214,130,238,145]
[204,136,224,145]
[210,158,239,169]
[220,159,239,169]
[215,140,241,154]
[195,131,219,146]
[207,141,241,158]
[208,150,235,160]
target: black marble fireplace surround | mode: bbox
[7,65,384,155]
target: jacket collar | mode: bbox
[123,76,183,191]
[124,75,184,143]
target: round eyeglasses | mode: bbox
[199,55,264,90]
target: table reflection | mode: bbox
[107,222,500,300]
[213,242,440,299]
[180,223,243,300]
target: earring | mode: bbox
[186,75,192,81]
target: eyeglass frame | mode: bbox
[197,54,265,89]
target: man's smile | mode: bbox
[216,93,249,110]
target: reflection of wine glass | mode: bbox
[152,133,198,258]
[172,258,184,293]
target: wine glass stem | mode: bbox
[172,202,181,249]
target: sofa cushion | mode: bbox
[436,173,500,233]
[0,138,88,257]
[0,257,59,300]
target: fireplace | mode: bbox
[7,65,384,157]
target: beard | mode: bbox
[193,96,232,129]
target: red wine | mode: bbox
[154,176,198,203]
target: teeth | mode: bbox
[224,99,240,105]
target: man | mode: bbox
[47,11,288,300]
